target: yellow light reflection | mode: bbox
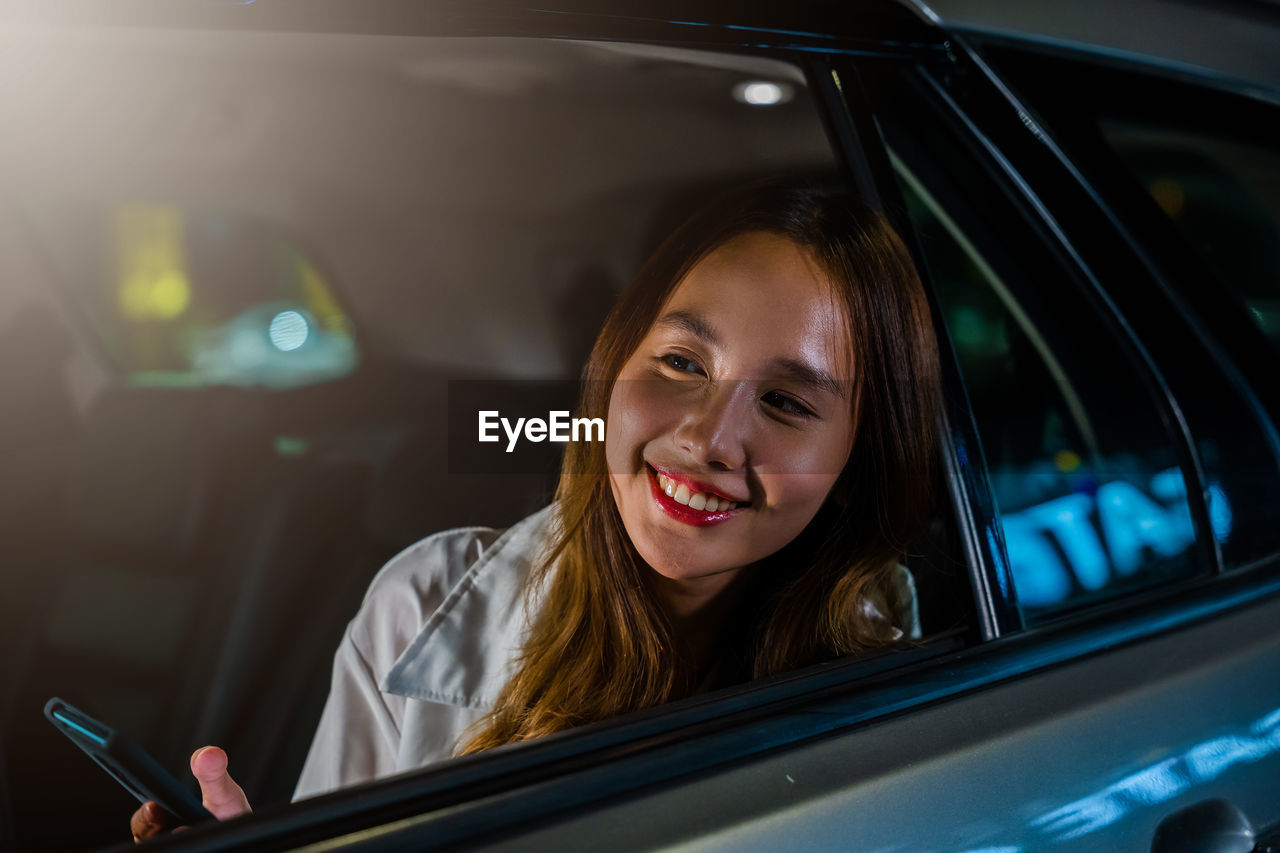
[115,205,192,321]
[1054,450,1082,473]
[295,252,349,335]
[1148,178,1185,219]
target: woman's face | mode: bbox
[606,231,857,598]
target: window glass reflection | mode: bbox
[894,155,1204,620]
[1098,119,1280,570]
[26,204,359,390]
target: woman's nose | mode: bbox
[673,380,751,470]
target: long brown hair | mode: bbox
[459,179,941,753]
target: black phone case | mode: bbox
[44,697,215,826]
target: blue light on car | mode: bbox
[1022,493,1109,591]
[1209,484,1233,542]
[1096,480,1194,575]
[1029,705,1280,842]
[1148,467,1186,503]
[1002,466,1232,608]
[1151,469,1233,543]
[986,524,1016,601]
[1002,514,1071,605]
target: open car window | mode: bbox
[0,20,974,851]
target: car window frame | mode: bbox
[831,49,1021,641]
[953,36,1280,572]
[856,36,1264,602]
[959,38,1280,524]
[848,27,1280,651]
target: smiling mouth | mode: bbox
[646,464,749,526]
[652,468,746,511]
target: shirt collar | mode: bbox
[382,505,557,710]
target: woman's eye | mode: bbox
[762,390,815,418]
[660,354,705,376]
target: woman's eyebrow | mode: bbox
[655,310,718,345]
[768,357,848,400]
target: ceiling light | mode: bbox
[733,81,792,106]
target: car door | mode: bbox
[7,3,1279,853]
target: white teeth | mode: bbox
[653,470,739,512]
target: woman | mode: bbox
[131,178,941,839]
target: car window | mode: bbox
[967,45,1280,574]
[1098,121,1280,573]
[0,25,968,851]
[1099,124,1280,349]
[869,71,1213,624]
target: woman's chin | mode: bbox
[632,537,744,584]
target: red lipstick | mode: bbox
[646,465,747,528]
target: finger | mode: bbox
[190,746,252,820]
[130,800,167,842]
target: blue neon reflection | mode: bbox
[986,525,1014,601]
[1209,485,1233,542]
[1002,466,1233,607]
[1030,706,1280,841]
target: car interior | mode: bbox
[0,26,973,850]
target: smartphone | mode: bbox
[44,697,215,826]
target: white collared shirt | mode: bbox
[293,505,920,801]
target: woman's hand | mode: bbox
[130,746,251,842]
